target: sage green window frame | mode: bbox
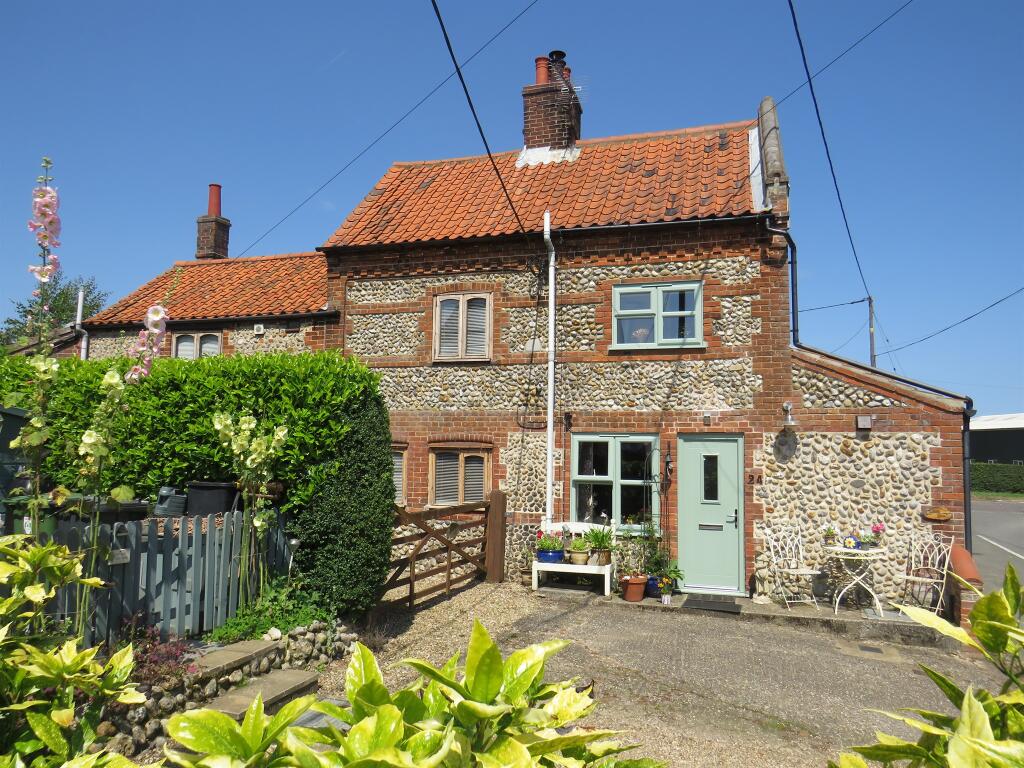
[610,280,704,349]
[570,433,660,530]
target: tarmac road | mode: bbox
[971,498,1024,589]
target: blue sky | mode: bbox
[1,1,1021,414]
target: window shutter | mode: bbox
[464,297,487,357]
[199,334,220,357]
[438,299,461,358]
[463,455,485,502]
[174,335,195,359]
[434,452,459,505]
[392,451,404,504]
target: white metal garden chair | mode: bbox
[899,531,953,614]
[759,523,821,610]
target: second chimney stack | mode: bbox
[196,183,230,259]
[522,50,582,150]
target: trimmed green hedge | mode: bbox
[0,350,394,519]
[971,461,1024,494]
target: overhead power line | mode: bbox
[877,285,1024,355]
[832,318,868,354]
[428,0,530,237]
[787,0,873,300]
[799,297,868,313]
[237,0,542,256]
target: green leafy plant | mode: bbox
[535,531,564,552]
[0,535,145,768]
[164,619,665,767]
[584,525,614,551]
[830,563,1024,767]
[208,578,330,644]
[568,537,590,553]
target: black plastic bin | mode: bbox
[187,481,237,516]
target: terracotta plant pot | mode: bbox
[621,576,646,602]
[569,550,590,566]
[592,548,612,566]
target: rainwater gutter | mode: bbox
[543,211,556,533]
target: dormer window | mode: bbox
[433,293,491,362]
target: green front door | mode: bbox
[677,435,744,594]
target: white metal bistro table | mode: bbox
[532,561,613,596]
[824,545,888,616]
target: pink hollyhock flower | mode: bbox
[145,305,167,332]
[124,365,144,384]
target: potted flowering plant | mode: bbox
[584,524,614,565]
[657,562,683,605]
[567,536,590,566]
[859,522,886,549]
[535,530,564,563]
[821,521,839,546]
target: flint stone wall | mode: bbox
[502,304,601,352]
[348,312,424,356]
[754,431,940,600]
[500,432,560,520]
[794,365,905,409]
[231,322,314,354]
[346,256,758,305]
[97,620,358,756]
[88,331,138,360]
[713,294,761,346]
[378,358,761,412]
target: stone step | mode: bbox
[192,640,277,682]
[206,669,319,720]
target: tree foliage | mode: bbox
[0,273,109,346]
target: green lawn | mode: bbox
[972,490,1024,502]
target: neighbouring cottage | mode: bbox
[69,50,975,613]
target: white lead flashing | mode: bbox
[748,125,767,212]
[516,144,581,168]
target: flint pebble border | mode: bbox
[95,619,360,757]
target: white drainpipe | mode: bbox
[75,288,89,360]
[543,211,556,532]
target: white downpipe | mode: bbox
[75,288,89,360]
[543,211,556,532]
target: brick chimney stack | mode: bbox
[522,50,582,150]
[196,183,230,259]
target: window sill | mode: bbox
[431,357,492,365]
[607,342,706,352]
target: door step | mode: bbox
[682,594,742,614]
[206,669,319,720]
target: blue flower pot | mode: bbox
[645,575,661,598]
[536,549,564,564]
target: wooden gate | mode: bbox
[381,490,506,607]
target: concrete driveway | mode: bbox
[972,498,1024,590]
[321,583,1003,767]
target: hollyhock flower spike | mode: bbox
[145,305,167,332]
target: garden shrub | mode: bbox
[207,577,331,643]
[291,412,395,614]
[971,460,1024,494]
[0,351,393,518]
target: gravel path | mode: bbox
[318,582,1002,767]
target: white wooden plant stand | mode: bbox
[532,561,614,596]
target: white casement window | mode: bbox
[571,434,659,528]
[611,281,703,348]
[433,293,491,361]
[173,332,221,360]
[392,448,407,505]
[430,449,489,506]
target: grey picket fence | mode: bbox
[40,512,291,647]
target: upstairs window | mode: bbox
[611,281,703,348]
[433,293,490,362]
[174,332,221,359]
[430,449,488,506]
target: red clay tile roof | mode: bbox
[85,253,328,326]
[324,121,759,248]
